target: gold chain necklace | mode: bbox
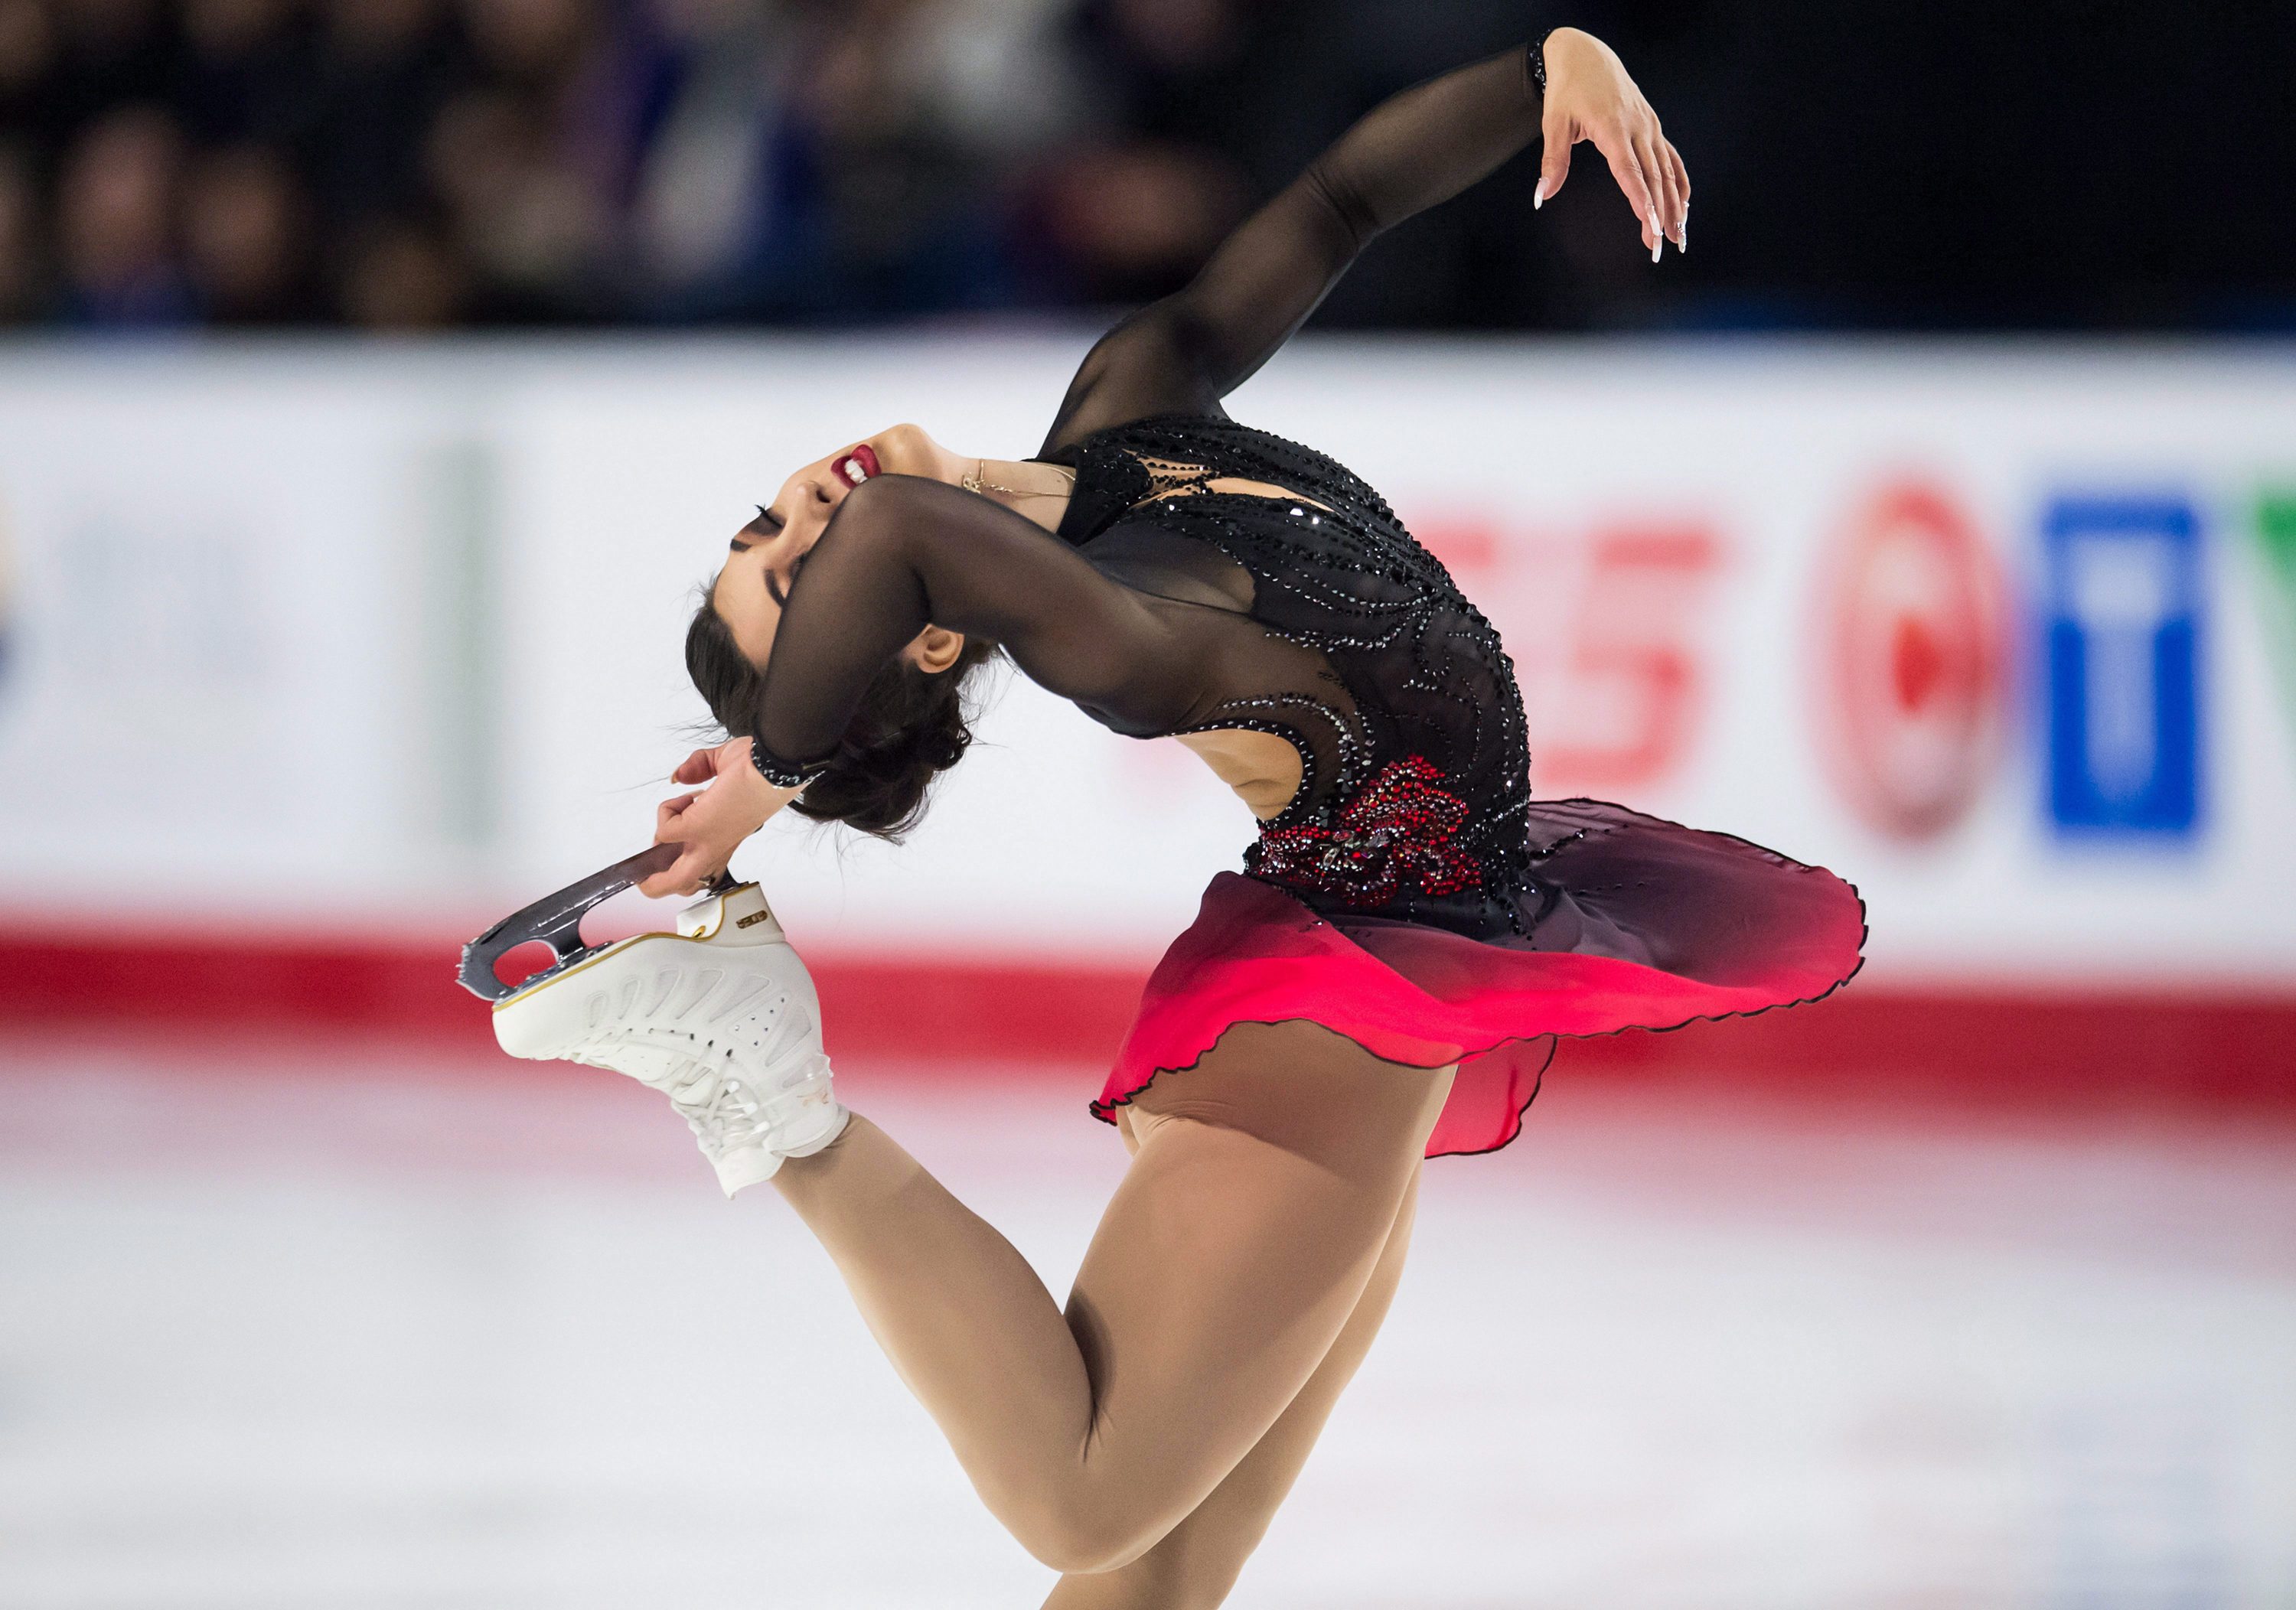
[962,459,1076,500]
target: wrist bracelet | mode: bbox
[750,736,828,791]
[1529,28,1555,93]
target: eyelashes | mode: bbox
[763,551,807,611]
[734,504,781,553]
[740,503,799,607]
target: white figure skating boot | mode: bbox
[484,878,848,1194]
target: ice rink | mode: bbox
[5,1038,2292,1609]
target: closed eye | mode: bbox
[764,551,807,611]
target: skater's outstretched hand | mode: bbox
[640,735,801,898]
[1538,28,1688,256]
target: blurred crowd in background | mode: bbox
[0,0,2288,334]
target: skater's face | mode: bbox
[710,425,962,674]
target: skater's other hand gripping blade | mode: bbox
[457,845,735,1003]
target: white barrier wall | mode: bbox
[2,340,2292,980]
[0,352,496,924]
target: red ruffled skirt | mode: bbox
[1094,799,1867,1158]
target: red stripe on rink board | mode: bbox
[1,930,2291,1103]
[0,930,1143,1064]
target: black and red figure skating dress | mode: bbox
[743,44,1864,1155]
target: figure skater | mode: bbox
[494,27,1862,1605]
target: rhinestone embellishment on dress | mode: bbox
[1072,414,1535,936]
[1251,754,1484,905]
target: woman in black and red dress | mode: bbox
[631,26,1858,1602]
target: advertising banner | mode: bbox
[488,341,2296,983]
[2,341,2291,989]
[0,353,490,919]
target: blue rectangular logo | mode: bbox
[2043,496,2203,836]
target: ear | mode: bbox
[901,624,967,675]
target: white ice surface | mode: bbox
[2,1046,2292,1609]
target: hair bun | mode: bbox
[688,595,1000,841]
[794,642,1001,839]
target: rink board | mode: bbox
[2,339,2292,993]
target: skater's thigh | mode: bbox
[1065,1023,1450,1543]
[1117,1018,1453,1178]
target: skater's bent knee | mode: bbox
[1001,1490,1174,1576]
[1010,1504,1159,1575]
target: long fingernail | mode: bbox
[1534,178,1548,210]
[1678,220,1688,253]
[1651,234,1662,264]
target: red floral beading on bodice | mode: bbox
[1051,415,1534,937]
[1249,756,1485,908]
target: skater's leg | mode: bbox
[1041,1169,1422,1608]
[769,1021,1450,1574]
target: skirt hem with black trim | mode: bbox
[1093,799,1868,1159]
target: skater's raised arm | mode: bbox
[750,475,1182,771]
[1039,28,1689,455]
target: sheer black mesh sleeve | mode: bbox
[748,474,1206,776]
[1038,44,1544,457]
[750,45,1549,783]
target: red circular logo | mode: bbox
[1818,483,2007,840]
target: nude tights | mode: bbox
[769,1022,1453,1599]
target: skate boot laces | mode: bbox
[661,1048,831,1155]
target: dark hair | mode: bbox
[684,596,1002,841]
